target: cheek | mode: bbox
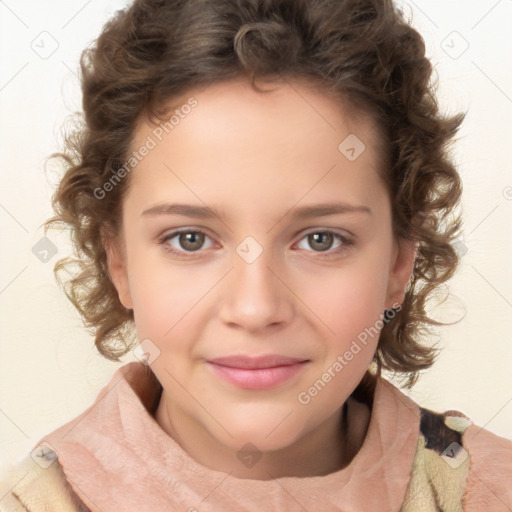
[294,253,390,341]
[126,247,214,345]
[295,262,387,412]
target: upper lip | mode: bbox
[207,355,309,369]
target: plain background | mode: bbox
[1,0,511,466]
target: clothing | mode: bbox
[0,361,510,511]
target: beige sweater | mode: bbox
[1,362,511,511]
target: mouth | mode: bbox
[206,355,310,390]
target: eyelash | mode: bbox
[157,228,354,259]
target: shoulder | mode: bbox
[461,415,512,511]
[0,445,88,512]
[402,406,512,512]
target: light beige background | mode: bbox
[1,0,511,467]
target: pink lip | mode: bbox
[206,355,310,390]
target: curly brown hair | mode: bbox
[44,0,465,388]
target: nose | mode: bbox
[218,247,294,332]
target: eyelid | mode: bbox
[297,226,354,240]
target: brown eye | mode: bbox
[307,232,334,252]
[160,229,214,255]
[178,231,205,251]
[295,230,353,256]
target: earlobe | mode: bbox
[102,227,133,310]
[386,238,418,309]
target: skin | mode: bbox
[105,76,417,479]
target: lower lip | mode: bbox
[206,361,309,390]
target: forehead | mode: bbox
[133,76,380,154]
[125,77,387,222]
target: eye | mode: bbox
[158,228,354,258]
[295,230,353,255]
[159,229,214,256]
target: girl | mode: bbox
[1,0,510,510]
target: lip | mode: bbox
[208,355,308,369]
[206,355,310,390]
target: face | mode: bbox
[106,77,416,457]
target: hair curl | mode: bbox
[44,0,465,388]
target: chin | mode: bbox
[212,419,302,453]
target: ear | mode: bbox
[385,238,418,309]
[102,225,133,310]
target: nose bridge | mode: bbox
[219,237,293,330]
[235,243,275,294]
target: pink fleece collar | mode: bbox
[38,362,420,511]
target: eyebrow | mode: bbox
[141,201,372,220]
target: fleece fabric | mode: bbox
[1,361,511,511]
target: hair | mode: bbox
[44,0,465,389]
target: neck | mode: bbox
[154,393,371,479]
